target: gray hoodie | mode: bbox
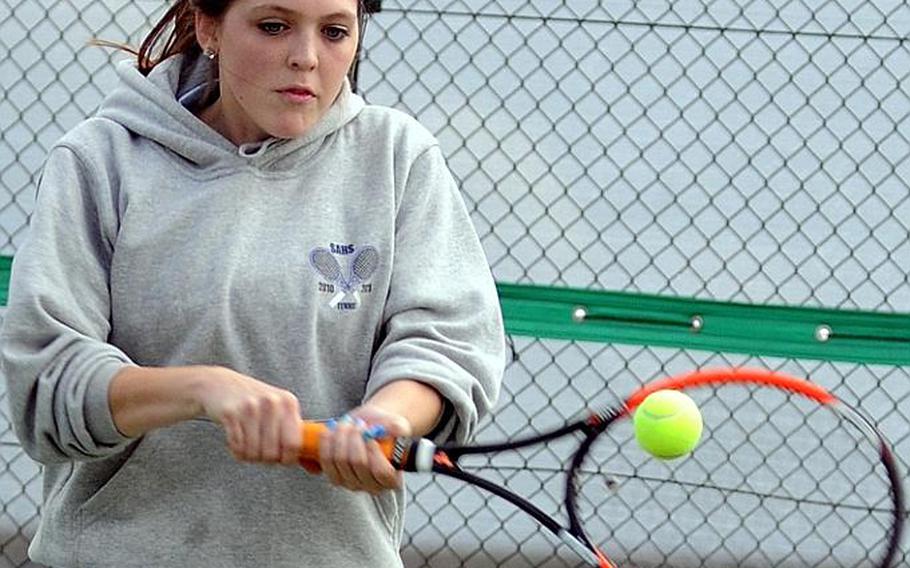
[0,54,504,567]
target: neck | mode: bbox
[198,99,270,147]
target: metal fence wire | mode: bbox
[2,1,909,567]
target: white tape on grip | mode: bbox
[413,439,437,472]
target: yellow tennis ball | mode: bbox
[633,389,703,459]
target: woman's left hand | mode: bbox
[317,406,412,494]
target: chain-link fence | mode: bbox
[2,1,909,566]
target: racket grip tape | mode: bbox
[298,421,437,472]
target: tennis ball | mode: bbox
[633,389,703,459]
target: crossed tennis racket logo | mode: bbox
[309,245,379,308]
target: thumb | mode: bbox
[380,413,412,438]
[351,407,412,438]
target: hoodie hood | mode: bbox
[96,53,365,170]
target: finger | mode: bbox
[239,402,261,462]
[332,425,362,490]
[349,433,383,494]
[259,397,281,463]
[279,400,302,466]
[223,417,245,460]
[319,428,342,486]
[367,440,401,490]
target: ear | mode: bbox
[194,10,219,54]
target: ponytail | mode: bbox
[136,0,201,75]
[90,0,227,76]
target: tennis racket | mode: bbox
[309,248,344,283]
[298,367,905,567]
[309,246,377,307]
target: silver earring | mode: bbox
[204,49,217,60]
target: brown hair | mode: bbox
[99,0,368,77]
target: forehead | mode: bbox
[235,0,358,17]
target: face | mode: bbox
[197,0,359,144]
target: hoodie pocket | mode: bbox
[76,419,221,523]
[371,487,403,547]
[75,438,150,522]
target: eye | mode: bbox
[258,21,288,35]
[323,26,350,41]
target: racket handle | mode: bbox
[298,421,437,472]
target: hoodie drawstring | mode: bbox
[238,139,278,158]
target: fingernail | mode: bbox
[363,425,387,440]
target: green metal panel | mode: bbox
[499,282,910,366]
[1,256,905,365]
[0,255,10,307]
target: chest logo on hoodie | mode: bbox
[309,244,378,310]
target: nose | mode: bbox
[287,31,318,70]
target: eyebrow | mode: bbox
[250,4,357,23]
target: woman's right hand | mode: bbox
[194,366,302,466]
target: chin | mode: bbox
[268,118,319,140]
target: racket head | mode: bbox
[350,245,378,282]
[309,247,343,282]
[566,367,904,568]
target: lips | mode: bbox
[277,86,316,104]
[278,85,315,97]
[280,87,313,96]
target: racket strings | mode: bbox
[309,248,343,281]
[571,399,899,568]
[555,455,895,516]
[350,246,378,280]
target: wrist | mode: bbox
[185,365,225,419]
[365,380,444,437]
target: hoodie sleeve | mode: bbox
[0,143,135,464]
[365,144,505,445]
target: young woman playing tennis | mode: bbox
[0,0,505,566]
